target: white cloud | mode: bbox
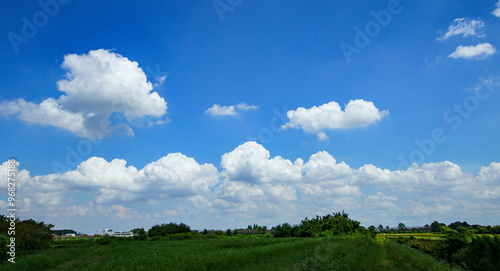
[282,99,388,138]
[236,103,259,111]
[438,18,485,41]
[0,49,167,138]
[449,43,496,59]
[205,102,259,117]
[0,98,88,137]
[302,151,352,183]
[205,104,237,116]
[316,131,329,140]
[493,1,500,17]
[220,141,304,184]
[141,153,220,197]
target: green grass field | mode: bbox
[1,236,460,271]
[377,233,446,240]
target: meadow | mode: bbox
[0,236,459,271]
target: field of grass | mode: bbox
[377,233,446,240]
[1,236,460,271]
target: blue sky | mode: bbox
[1,0,500,233]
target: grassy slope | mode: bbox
[0,237,460,271]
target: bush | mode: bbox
[148,223,191,237]
[0,234,10,264]
[466,235,500,270]
[15,219,54,250]
[131,228,147,241]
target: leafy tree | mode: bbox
[275,211,364,238]
[202,229,208,235]
[466,235,500,269]
[16,219,54,250]
[131,228,147,241]
[398,223,406,232]
[448,221,469,231]
[368,226,377,236]
[226,229,232,236]
[274,223,294,238]
[377,225,384,232]
[260,226,267,235]
[441,226,452,233]
[148,223,191,237]
[430,220,446,233]
[0,234,10,264]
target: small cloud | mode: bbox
[281,99,388,135]
[493,1,500,17]
[438,18,485,41]
[205,102,259,117]
[153,75,167,88]
[236,103,259,111]
[156,118,169,125]
[449,43,496,60]
[317,132,329,140]
[205,104,237,116]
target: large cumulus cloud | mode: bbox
[0,49,167,138]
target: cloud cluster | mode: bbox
[0,49,167,138]
[493,1,500,17]
[5,142,500,231]
[438,18,496,60]
[281,100,388,140]
[205,103,259,117]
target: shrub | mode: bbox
[148,222,191,237]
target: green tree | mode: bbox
[431,220,446,233]
[274,223,293,238]
[448,221,469,231]
[0,234,10,264]
[368,226,377,237]
[131,228,147,241]
[377,225,384,232]
[16,219,54,250]
[226,229,232,236]
[148,222,190,237]
[398,223,406,232]
[441,226,452,233]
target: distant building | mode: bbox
[53,229,77,238]
[100,229,113,236]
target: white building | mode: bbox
[100,229,113,236]
[112,231,134,238]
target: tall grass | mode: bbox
[0,236,461,271]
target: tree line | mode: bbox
[369,220,500,234]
